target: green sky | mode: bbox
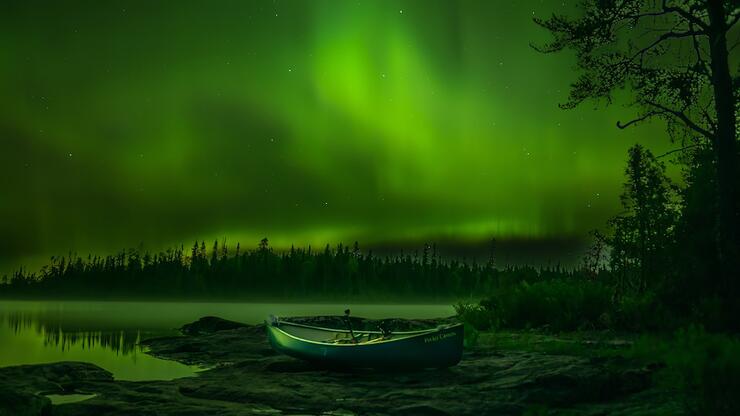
[0,0,676,273]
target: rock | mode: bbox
[265,360,320,373]
[0,389,52,416]
[0,317,682,415]
[181,316,250,335]
[395,404,451,415]
[0,362,112,393]
[0,362,110,416]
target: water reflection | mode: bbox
[5,310,160,355]
[0,302,196,380]
[0,300,453,380]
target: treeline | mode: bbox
[459,144,739,332]
[600,144,737,330]
[0,239,601,301]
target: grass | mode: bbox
[476,329,636,358]
[455,276,740,415]
[629,326,740,415]
[470,327,740,416]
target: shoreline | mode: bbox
[0,316,683,415]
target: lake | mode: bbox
[0,301,454,381]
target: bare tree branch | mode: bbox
[617,111,666,129]
[689,23,711,76]
[644,99,714,139]
[626,30,705,66]
[661,0,710,30]
[655,143,702,158]
[624,2,708,30]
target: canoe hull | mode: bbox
[266,322,464,369]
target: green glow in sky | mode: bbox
[0,0,675,272]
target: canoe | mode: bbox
[265,316,464,369]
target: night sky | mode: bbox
[1,0,676,273]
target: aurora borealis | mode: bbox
[1,0,677,273]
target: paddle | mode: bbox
[343,309,358,344]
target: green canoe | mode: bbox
[265,317,464,369]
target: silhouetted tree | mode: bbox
[199,241,207,258]
[422,243,430,266]
[609,144,679,293]
[259,238,270,252]
[0,238,603,303]
[487,238,497,269]
[583,230,609,281]
[534,0,738,288]
[211,240,219,266]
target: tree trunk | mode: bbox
[707,0,738,291]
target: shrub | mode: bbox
[668,327,740,415]
[614,291,675,331]
[454,301,494,330]
[462,322,480,348]
[633,326,740,415]
[486,279,612,331]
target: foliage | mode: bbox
[668,328,740,415]
[465,279,613,332]
[517,280,610,331]
[608,144,679,295]
[453,142,735,333]
[612,291,674,331]
[632,326,740,415]
[461,322,480,349]
[533,0,737,144]
[0,240,593,301]
[454,301,495,331]
[534,0,740,324]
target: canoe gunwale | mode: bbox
[275,319,444,335]
[269,320,463,347]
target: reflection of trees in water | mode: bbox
[44,328,142,355]
[4,311,147,355]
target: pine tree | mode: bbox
[609,144,679,293]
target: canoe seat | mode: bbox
[328,338,356,344]
[324,332,390,344]
[362,337,389,344]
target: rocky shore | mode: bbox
[0,316,681,415]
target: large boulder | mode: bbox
[0,390,51,416]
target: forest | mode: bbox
[0,237,588,302]
[1,142,735,334]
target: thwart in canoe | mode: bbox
[265,316,464,369]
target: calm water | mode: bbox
[0,301,453,381]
